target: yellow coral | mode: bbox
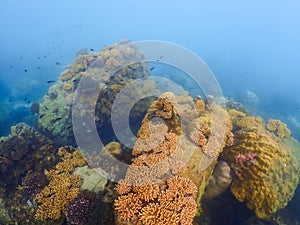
[266,118,291,138]
[35,147,86,221]
[223,128,298,219]
[63,82,72,91]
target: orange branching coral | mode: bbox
[139,203,180,225]
[115,117,198,224]
[115,174,198,225]
[35,147,86,221]
[266,118,291,138]
[114,193,143,221]
[114,92,232,224]
[147,92,181,135]
[115,121,198,225]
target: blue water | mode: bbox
[1,0,300,137]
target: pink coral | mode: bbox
[235,152,256,166]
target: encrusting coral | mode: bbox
[35,147,86,221]
[223,111,299,220]
[266,118,291,138]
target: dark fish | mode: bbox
[43,55,47,58]
[37,66,40,70]
[54,117,62,121]
[90,48,94,52]
[37,56,40,59]
[149,67,155,71]
[24,68,28,72]
[27,100,31,104]
[20,56,23,60]
[10,65,13,69]
[156,55,164,61]
[8,99,12,103]
[55,62,60,65]
[39,114,45,118]
[24,97,28,101]
[66,125,72,129]
[44,106,49,110]
[46,80,56,83]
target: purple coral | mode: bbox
[21,171,48,200]
[66,196,90,225]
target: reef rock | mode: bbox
[38,41,152,146]
[203,161,232,199]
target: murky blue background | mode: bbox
[0,0,300,137]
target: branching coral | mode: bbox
[114,93,199,224]
[35,147,86,221]
[114,92,235,225]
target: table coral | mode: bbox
[35,147,86,221]
[222,113,299,219]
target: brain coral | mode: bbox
[223,113,299,220]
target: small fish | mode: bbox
[37,56,40,59]
[44,106,49,110]
[90,48,94,52]
[43,55,47,58]
[156,55,164,61]
[46,80,56,84]
[27,100,31,104]
[24,68,28,72]
[10,65,13,69]
[37,66,40,70]
[39,114,45,118]
[24,97,28,101]
[55,62,60,65]
[20,56,23,60]
[54,117,63,121]
[149,67,155,71]
[8,99,12,103]
[66,125,72,129]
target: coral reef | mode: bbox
[223,112,299,220]
[114,92,234,225]
[266,118,291,138]
[38,41,151,146]
[35,147,86,221]
[0,123,64,224]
